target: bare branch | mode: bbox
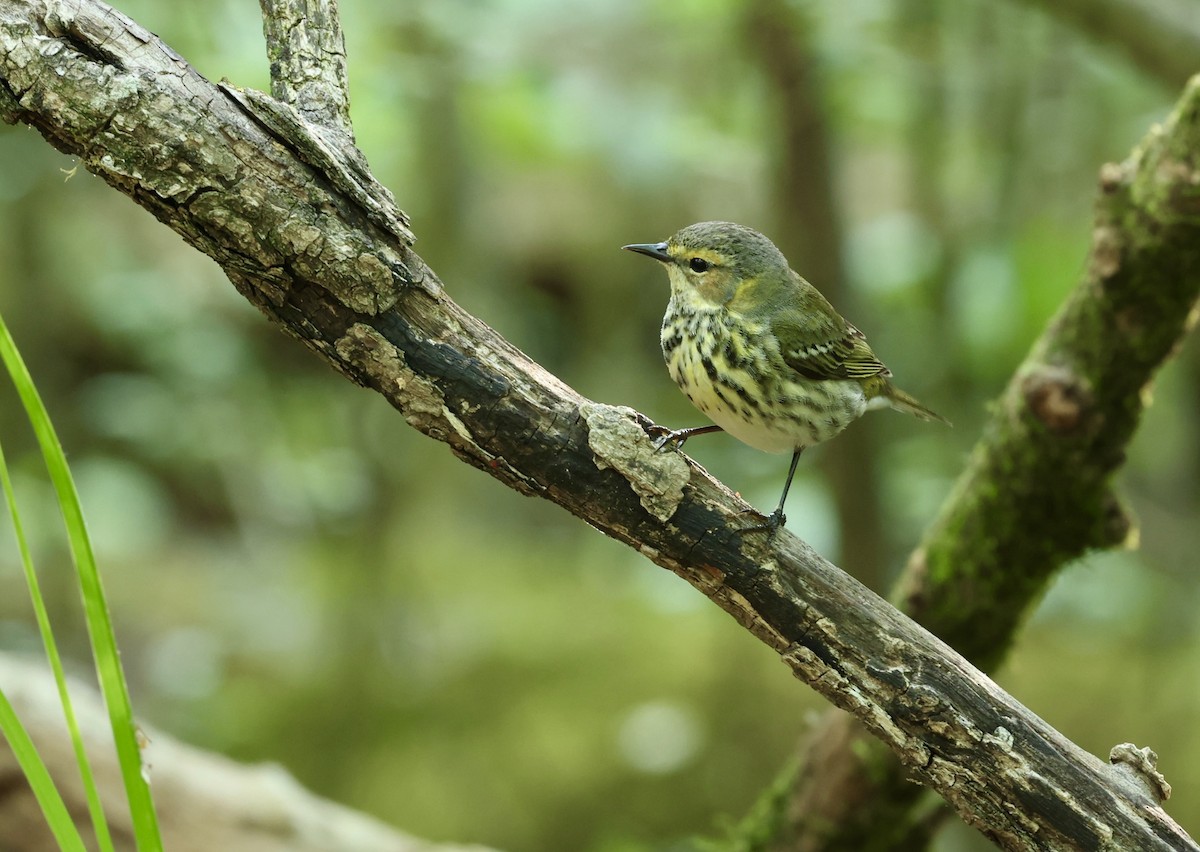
[258,0,353,135]
[2,1,1199,848]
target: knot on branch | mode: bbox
[1089,224,1124,282]
[1098,162,1127,195]
[1110,743,1172,803]
[1021,365,1094,436]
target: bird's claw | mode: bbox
[647,425,689,451]
[739,508,786,537]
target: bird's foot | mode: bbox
[647,425,691,451]
[647,423,724,451]
[739,508,786,537]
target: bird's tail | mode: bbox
[885,384,951,426]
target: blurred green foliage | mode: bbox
[1,0,1198,850]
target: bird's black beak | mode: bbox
[622,241,671,263]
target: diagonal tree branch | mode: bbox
[1,1,1198,848]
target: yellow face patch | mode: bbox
[665,246,736,306]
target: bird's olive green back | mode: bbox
[668,222,891,383]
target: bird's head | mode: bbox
[623,221,789,309]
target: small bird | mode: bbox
[623,221,947,533]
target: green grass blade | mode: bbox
[0,687,88,852]
[0,315,163,851]
[0,433,114,851]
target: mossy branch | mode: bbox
[755,75,1200,852]
[2,1,1198,848]
[902,110,1200,663]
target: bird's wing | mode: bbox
[771,298,891,382]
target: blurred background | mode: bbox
[1,0,1198,849]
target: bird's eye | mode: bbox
[688,257,711,273]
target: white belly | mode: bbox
[664,328,868,454]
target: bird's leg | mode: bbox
[649,423,724,451]
[742,448,803,536]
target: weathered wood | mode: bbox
[257,0,353,135]
[1,1,1197,848]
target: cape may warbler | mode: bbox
[624,221,947,533]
